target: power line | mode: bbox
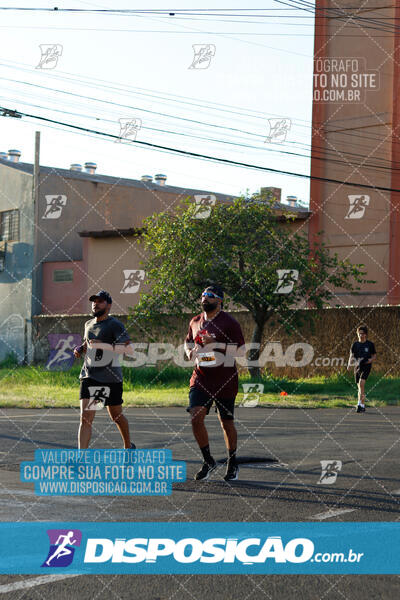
[0,25,395,36]
[3,70,400,174]
[0,58,311,126]
[2,104,400,192]
[273,0,400,34]
[0,76,278,140]
[3,58,399,173]
[6,93,400,176]
[2,73,399,175]
[1,60,397,174]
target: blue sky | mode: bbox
[0,0,314,203]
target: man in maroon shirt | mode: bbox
[184,284,245,481]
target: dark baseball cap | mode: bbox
[89,290,112,304]
[203,284,224,299]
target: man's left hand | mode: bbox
[201,333,216,345]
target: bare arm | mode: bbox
[347,350,355,370]
[184,323,196,360]
[184,341,198,360]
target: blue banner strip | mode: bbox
[0,522,399,574]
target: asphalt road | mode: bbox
[0,406,399,599]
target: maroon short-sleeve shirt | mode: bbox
[185,310,245,399]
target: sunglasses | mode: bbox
[202,291,222,299]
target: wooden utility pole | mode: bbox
[28,131,41,363]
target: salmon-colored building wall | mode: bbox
[42,261,86,314]
[310,0,395,306]
[84,236,149,314]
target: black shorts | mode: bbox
[355,365,371,384]
[79,377,123,407]
[186,386,235,421]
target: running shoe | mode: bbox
[194,460,217,481]
[356,405,365,413]
[130,442,136,449]
[224,462,239,481]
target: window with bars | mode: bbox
[0,210,19,241]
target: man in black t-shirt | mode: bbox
[74,290,136,449]
[347,325,376,413]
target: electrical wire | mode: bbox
[2,74,400,175]
[1,104,399,192]
[5,93,400,175]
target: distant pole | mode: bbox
[33,131,40,226]
[30,131,41,362]
[23,318,28,365]
[32,131,40,295]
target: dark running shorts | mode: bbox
[186,386,235,420]
[79,377,123,407]
[355,365,371,384]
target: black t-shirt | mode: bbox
[80,316,130,383]
[351,340,376,369]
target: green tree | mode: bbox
[130,195,373,377]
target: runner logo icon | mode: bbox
[318,460,342,484]
[42,529,82,567]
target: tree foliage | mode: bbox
[129,194,373,374]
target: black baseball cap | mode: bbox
[203,284,224,299]
[89,290,112,304]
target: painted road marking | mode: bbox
[310,508,356,520]
[0,574,81,594]
[241,463,288,469]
